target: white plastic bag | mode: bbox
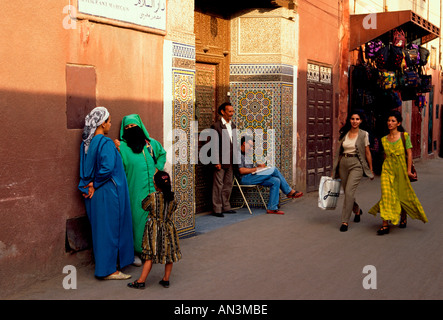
[318,176,341,210]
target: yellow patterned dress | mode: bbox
[368,132,428,225]
[140,192,182,264]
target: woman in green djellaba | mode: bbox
[115,114,167,255]
[368,110,427,235]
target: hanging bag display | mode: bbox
[405,44,420,66]
[396,70,405,87]
[379,71,397,90]
[318,176,341,210]
[375,45,389,69]
[365,39,384,59]
[416,94,427,110]
[393,29,406,48]
[389,46,404,70]
[419,46,430,66]
[404,69,420,88]
[419,74,432,93]
[402,49,412,67]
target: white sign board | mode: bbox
[78,0,166,30]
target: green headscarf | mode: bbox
[120,114,151,141]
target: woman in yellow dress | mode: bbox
[369,110,428,235]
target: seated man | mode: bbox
[238,136,303,214]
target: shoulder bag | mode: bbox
[401,132,417,182]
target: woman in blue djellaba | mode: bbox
[78,107,134,279]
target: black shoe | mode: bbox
[212,212,224,218]
[127,280,145,290]
[159,279,169,288]
[223,210,236,214]
[353,209,363,222]
[377,226,390,235]
[340,224,348,232]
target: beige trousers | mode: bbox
[338,156,363,223]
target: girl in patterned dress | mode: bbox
[128,171,182,289]
[369,111,428,235]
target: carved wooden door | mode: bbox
[306,63,333,192]
[195,62,217,213]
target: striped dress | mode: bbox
[368,132,428,225]
[140,192,182,264]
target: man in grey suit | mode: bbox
[210,102,238,217]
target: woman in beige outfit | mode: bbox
[332,111,374,232]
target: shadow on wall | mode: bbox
[0,88,164,298]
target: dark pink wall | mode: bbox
[0,2,164,297]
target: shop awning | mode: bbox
[350,10,440,50]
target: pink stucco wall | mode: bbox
[0,1,164,297]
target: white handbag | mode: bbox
[318,176,341,210]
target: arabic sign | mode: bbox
[78,0,166,30]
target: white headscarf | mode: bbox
[82,106,110,154]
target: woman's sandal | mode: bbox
[399,213,407,229]
[127,280,146,289]
[399,219,407,229]
[377,226,390,235]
